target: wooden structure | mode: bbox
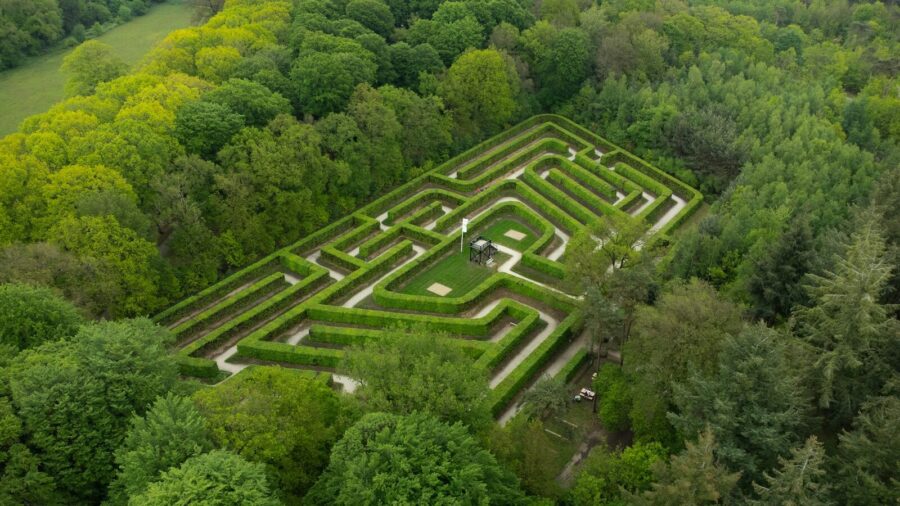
[469,236,497,264]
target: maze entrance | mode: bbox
[153,114,702,424]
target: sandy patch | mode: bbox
[504,229,527,241]
[427,282,452,296]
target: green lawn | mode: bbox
[400,250,509,297]
[0,0,194,136]
[477,217,538,251]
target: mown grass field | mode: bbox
[400,250,509,297]
[479,217,538,251]
[0,0,194,136]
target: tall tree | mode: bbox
[193,367,351,502]
[670,324,809,487]
[749,436,833,506]
[570,441,667,506]
[833,396,900,506]
[107,394,213,504]
[61,40,128,96]
[343,325,491,430]
[128,450,281,506]
[625,279,743,444]
[747,212,815,323]
[794,215,899,427]
[630,429,741,506]
[7,318,177,502]
[438,48,518,142]
[0,282,83,351]
[305,412,526,505]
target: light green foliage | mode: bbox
[670,324,808,487]
[749,436,833,506]
[794,215,898,427]
[7,318,177,502]
[570,441,667,505]
[439,48,518,142]
[306,412,526,505]
[593,363,632,432]
[833,396,900,505]
[48,215,168,317]
[108,394,213,504]
[193,367,351,502]
[0,282,83,351]
[61,40,128,97]
[128,450,281,506]
[630,429,741,506]
[343,325,491,430]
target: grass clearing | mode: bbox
[478,217,538,251]
[0,0,194,136]
[400,250,509,297]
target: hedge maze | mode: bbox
[154,114,702,422]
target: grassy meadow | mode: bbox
[0,0,194,136]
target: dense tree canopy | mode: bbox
[0,282,83,351]
[0,0,897,503]
[306,412,526,505]
[343,325,491,430]
[193,367,352,502]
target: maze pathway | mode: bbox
[154,115,702,423]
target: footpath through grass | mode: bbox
[0,0,194,136]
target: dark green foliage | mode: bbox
[345,0,394,37]
[6,318,177,502]
[833,396,900,506]
[747,213,815,323]
[793,216,899,428]
[670,324,809,487]
[630,430,741,505]
[0,282,83,351]
[128,449,281,505]
[175,101,245,158]
[193,366,352,502]
[749,436,833,506]
[570,442,667,505]
[625,279,744,445]
[203,79,292,127]
[306,412,527,505]
[107,394,213,504]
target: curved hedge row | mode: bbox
[155,114,701,424]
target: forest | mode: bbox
[0,0,897,504]
[0,0,173,69]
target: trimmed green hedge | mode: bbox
[306,324,489,360]
[488,312,582,416]
[554,349,589,383]
[173,272,287,341]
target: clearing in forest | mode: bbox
[154,114,702,423]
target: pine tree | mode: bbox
[631,429,740,505]
[750,436,833,506]
[670,324,809,487]
[794,215,899,426]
